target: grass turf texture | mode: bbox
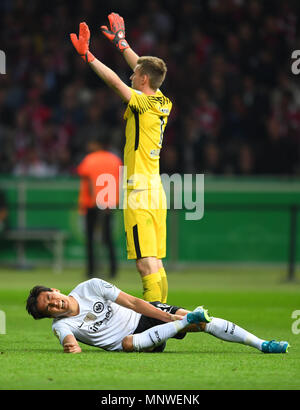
[0,266,299,390]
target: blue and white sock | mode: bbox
[204,317,265,351]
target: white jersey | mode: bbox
[52,279,142,351]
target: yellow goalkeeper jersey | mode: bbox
[123,88,172,190]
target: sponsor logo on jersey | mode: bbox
[102,282,114,289]
[88,306,113,332]
[150,149,160,157]
[93,301,104,314]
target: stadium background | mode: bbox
[0,0,299,276]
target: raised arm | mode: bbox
[123,48,139,71]
[89,58,132,102]
[101,12,139,70]
[70,22,132,102]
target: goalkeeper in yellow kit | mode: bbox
[70,13,172,303]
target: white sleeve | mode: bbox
[52,321,74,345]
[89,278,121,302]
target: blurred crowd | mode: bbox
[0,0,300,177]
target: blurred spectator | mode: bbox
[258,116,297,175]
[224,94,250,142]
[200,142,223,175]
[0,190,8,234]
[160,144,178,175]
[193,88,221,140]
[208,73,228,112]
[13,147,57,177]
[235,143,256,175]
[13,109,34,161]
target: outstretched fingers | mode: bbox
[70,33,78,47]
[79,22,90,41]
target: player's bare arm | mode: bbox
[100,12,139,70]
[70,22,132,102]
[62,334,82,354]
[89,59,132,102]
[115,291,183,322]
[123,48,139,71]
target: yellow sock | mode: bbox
[142,272,162,302]
[159,267,168,303]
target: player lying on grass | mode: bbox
[26,278,289,354]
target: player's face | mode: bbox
[130,65,145,90]
[37,289,71,318]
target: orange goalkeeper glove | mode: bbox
[100,12,129,53]
[70,22,95,63]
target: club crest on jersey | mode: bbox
[93,301,104,314]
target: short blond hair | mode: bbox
[137,56,167,90]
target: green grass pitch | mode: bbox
[0,265,299,390]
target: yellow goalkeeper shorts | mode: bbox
[123,188,167,260]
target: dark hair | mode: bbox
[26,286,53,319]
